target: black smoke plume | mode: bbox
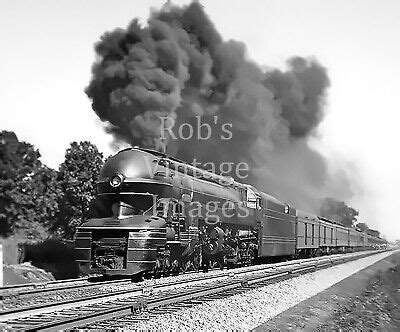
[86,1,352,212]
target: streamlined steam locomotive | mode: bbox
[75,147,386,276]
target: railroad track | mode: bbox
[0,276,90,293]
[0,255,325,310]
[0,254,337,312]
[0,275,138,313]
[0,265,239,312]
[0,276,133,298]
[0,250,384,331]
[0,257,307,318]
[0,265,228,301]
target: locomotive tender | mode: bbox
[75,147,386,276]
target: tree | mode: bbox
[319,197,359,227]
[0,131,61,239]
[54,142,104,238]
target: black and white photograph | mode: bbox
[1,0,399,330]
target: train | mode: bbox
[74,147,387,277]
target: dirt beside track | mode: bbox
[254,250,400,331]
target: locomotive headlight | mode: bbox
[109,173,124,188]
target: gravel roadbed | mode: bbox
[257,250,400,330]
[117,250,395,330]
[0,255,336,312]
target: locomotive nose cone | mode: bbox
[100,149,156,181]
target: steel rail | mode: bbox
[0,257,315,319]
[0,250,360,298]
[0,252,334,313]
[0,250,384,330]
[0,276,90,291]
[0,276,134,299]
[0,262,248,298]
[33,250,378,331]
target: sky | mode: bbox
[1,0,399,240]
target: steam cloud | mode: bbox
[86,1,352,212]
